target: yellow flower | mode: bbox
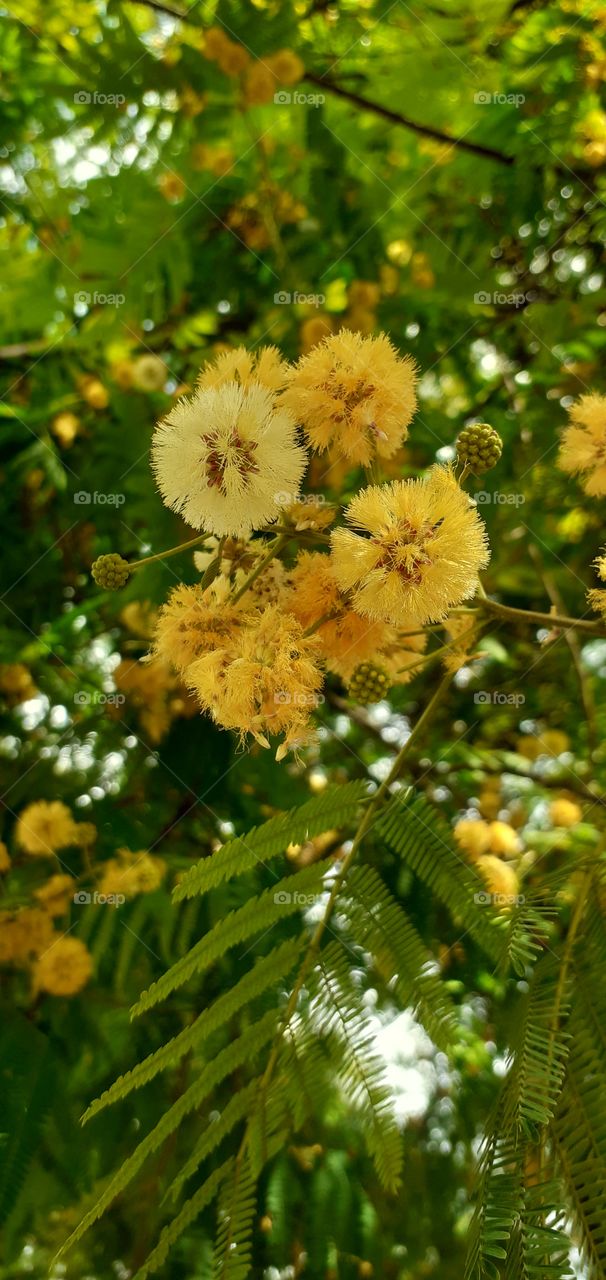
[98,850,166,899]
[131,354,167,392]
[488,821,520,857]
[281,330,418,466]
[186,605,323,757]
[51,411,80,447]
[0,662,37,704]
[120,599,158,639]
[550,797,581,828]
[330,467,490,626]
[454,818,491,861]
[476,856,520,911]
[158,171,186,203]
[33,936,93,996]
[283,550,392,681]
[280,496,338,532]
[152,380,306,537]
[34,874,75,917]
[516,729,569,760]
[216,39,250,76]
[0,841,10,873]
[202,26,231,60]
[0,909,56,964]
[300,316,335,354]
[197,345,289,394]
[153,580,245,674]
[266,49,305,86]
[558,393,606,496]
[15,801,76,857]
[243,62,277,105]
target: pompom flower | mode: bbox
[33,936,93,997]
[97,850,166,899]
[588,549,606,619]
[283,550,393,681]
[186,605,323,758]
[197,345,289,394]
[330,467,490,626]
[34,874,75,917]
[558,393,606,496]
[14,801,76,857]
[280,330,418,466]
[152,381,306,536]
[153,580,245,674]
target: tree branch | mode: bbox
[304,72,514,166]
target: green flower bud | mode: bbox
[91,553,131,590]
[456,423,503,475]
[347,662,391,705]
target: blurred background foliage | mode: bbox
[1,0,606,1276]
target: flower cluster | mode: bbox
[0,799,167,998]
[121,332,496,755]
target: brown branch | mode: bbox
[304,72,514,166]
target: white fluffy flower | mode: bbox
[152,380,306,537]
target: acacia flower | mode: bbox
[588,549,606,619]
[14,801,77,857]
[558,393,606,496]
[152,381,306,536]
[280,330,418,466]
[33,936,93,997]
[283,550,393,681]
[186,605,323,758]
[330,467,490,626]
[153,580,245,674]
[197,345,289,394]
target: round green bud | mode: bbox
[91,553,131,590]
[347,662,391,706]
[456,423,503,475]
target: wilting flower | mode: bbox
[34,874,75,917]
[284,550,393,681]
[197,345,289,394]
[280,330,418,466]
[33,936,93,996]
[14,801,76,857]
[97,850,166,899]
[588,549,606,618]
[558,393,606,496]
[330,467,490,626]
[152,380,306,536]
[186,605,323,757]
[153,580,245,674]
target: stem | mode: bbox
[130,533,211,571]
[223,672,452,1261]
[231,535,287,604]
[478,596,604,634]
[262,525,331,544]
[304,72,514,166]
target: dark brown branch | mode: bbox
[304,72,514,166]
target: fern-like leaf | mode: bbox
[174,782,369,902]
[131,863,325,1017]
[83,938,302,1123]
